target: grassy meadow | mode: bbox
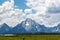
[0,35,60,40]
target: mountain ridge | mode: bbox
[0,18,60,34]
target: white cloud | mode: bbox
[24,9,32,14]
[0,0,26,27]
[26,0,60,27]
[0,0,60,28]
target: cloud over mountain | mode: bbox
[26,0,60,27]
[0,0,60,27]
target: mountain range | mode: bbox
[0,18,60,34]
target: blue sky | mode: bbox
[14,0,30,10]
[0,0,6,5]
[0,0,29,10]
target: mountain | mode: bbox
[0,18,53,34]
[21,18,38,33]
[43,24,60,33]
[7,23,27,34]
[7,18,38,34]
[0,23,11,34]
[20,18,48,33]
[0,18,60,34]
[6,18,48,34]
[21,18,60,33]
[49,24,60,33]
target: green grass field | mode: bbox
[0,35,60,40]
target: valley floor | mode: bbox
[0,35,60,40]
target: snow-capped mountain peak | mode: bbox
[21,18,38,33]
